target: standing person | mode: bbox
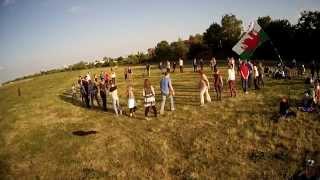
[247,60,254,89]
[86,72,91,81]
[99,78,107,111]
[160,72,175,115]
[258,62,264,88]
[198,70,211,106]
[109,80,122,116]
[127,66,133,80]
[126,84,136,117]
[209,58,215,72]
[213,67,223,100]
[227,64,236,97]
[146,63,151,77]
[199,59,204,71]
[124,67,128,81]
[90,78,101,107]
[240,61,250,94]
[172,61,177,72]
[99,71,104,80]
[143,79,157,119]
[82,78,90,108]
[166,60,171,73]
[111,68,116,85]
[193,58,197,72]
[179,58,184,73]
[253,63,260,90]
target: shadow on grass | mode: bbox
[72,130,98,136]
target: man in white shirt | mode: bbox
[179,58,184,73]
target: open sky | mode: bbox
[0,0,319,83]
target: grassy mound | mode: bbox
[0,65,319,179]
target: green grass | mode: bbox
[0,65,319,179]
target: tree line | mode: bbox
[4,10,319,85]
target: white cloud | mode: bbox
[68,6,83,14]
[0,66,4,70]
[2,0,15,7]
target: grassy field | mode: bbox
[0,65,319,179]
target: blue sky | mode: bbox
[0,0,319,83]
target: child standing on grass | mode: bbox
[109,80,122,116]
[126,84,136,117]
[111,68,116,85]
[143,79,157,120]
[199,70,211,106]
[213,67,223,100]
[227,64,236,97]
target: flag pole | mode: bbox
[269,40,283,65]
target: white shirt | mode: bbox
[179,59,183,66]
[228,68,236,81]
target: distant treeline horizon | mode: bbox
[3,10,319,85]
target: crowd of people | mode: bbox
[71,57,320,120]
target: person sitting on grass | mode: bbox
[143,79,157,120]
[109,80,122,116]
[199,70,211,106]
[213,67,223,100]
[126,84,136,117]
[279,96,296,118]
[298,90,315,112]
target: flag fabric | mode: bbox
[232,21,269,59]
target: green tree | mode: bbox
[221,14,242,56]
[170,38,189,60]
[154,40,173,61]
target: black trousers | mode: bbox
[145,106,157,117]
[84,94,90,108]
[100,91,107,110]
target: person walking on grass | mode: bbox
[199,59,204,71]
[179,58,184,73]
[99,78,108,111]
[109,80,122,116]
[146,63,151,77]
[240,61,250,94]
[199,70,211,106]
[126,84,136,117]
[193,58,197,72]
[253,63,260,90]
[227,64,236,97]
[213,67,223,100]
[160,72,175,115]
[143,79,157,120]
[210,57,216,72]
[172,61,177,72]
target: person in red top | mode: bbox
[240,60,250,94]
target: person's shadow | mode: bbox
[72,130,98,136]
